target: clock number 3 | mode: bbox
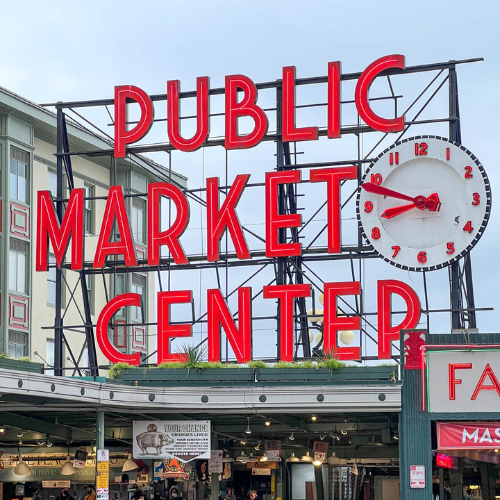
[472,193,480,205]
[371,227,381,239]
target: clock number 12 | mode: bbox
[414,142,428,156]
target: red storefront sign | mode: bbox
[437,422,500,450]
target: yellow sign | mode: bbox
[96,474,109,489]
[97,462,109,472]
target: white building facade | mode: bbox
[0,87,186,373]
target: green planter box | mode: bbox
[255,366,396,385]
[0,358,44,374]
[120,368,255,386]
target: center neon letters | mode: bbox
[113,55,406,158]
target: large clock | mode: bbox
[356,135,491,271]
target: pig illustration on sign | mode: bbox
[136,432,174,455]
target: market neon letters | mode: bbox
[113,55,406,158]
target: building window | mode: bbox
[7,330,27,359]
[10,147,28,204]
[9,239,28,294]
[46,338,54,374]
[84,184,94,234]
[113,273,125,298]
[84,273,94,315]
[131,274,146,321]
[48,170,57,197]
[131,198,146,244]
[47,254,56,306]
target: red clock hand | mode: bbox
[381,203,417,219]
[361,182,420,203]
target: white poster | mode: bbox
[209,450,223,473]
[133,420,211,462]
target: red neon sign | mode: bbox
[113,55,406,158]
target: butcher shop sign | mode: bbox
[133,420,211,462]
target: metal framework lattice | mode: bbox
[40,57,489,376]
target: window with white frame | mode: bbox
[48,170,57,198]
[7,330,27,359]
[10,147,28,203]
[131,198,146,244]
[85,273,94,315]
[84,184,94,234]
[46,338,54,374]
[47,254,56,306]
[131,274,146,321]
[9,239,28,294]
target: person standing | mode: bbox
[56,489,75,500]
[84,486,96,500]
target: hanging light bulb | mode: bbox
[351,461,359,475]
[259,453,268,462]
[0,425,5,434]
[246,453,258,463]
[16,430,25,438]
[312,458,323,467]
[311,415,317,422]
[122,452,139,472]
[288,431,295,441]
[222,453,235,463]
[245,417,251,435]
[240,439,246,445]
[255,442,261,451]
[286,453,300,463]
[61,455,76,476]
[14,455,31,476]
[301,452,313,463]
[265,420,271,427]
[236,452,248,463]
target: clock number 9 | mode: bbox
[371,227,381,239]
[417,251,427,263]
[364,201,373,213]
[472,193,480,205]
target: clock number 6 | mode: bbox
[472,193,480,205]
[417,251,427,263]
[391,246,400,258]
[371,227,381,239]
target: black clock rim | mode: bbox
[355,135,492,272]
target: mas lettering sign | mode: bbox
[427,350,500,412]
[437,422,500,450]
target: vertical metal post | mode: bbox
[96,409,105,450]
[276,85,311,359]
[448,66,477,330]
[54,108,64,376]
[314,466,325,500]
[276,85,286,359]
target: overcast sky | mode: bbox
[2,0,499,360]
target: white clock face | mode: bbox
[356,136,491,271]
